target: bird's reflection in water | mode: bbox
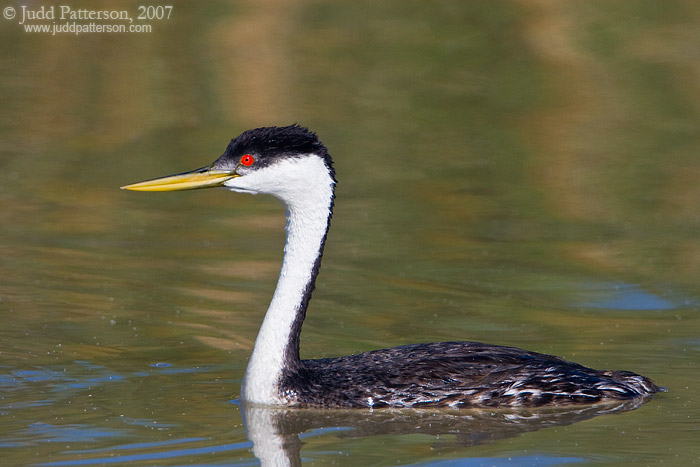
[240,398,648,466]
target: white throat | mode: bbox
[233,155,335,405]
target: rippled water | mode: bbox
[1,1,699,465]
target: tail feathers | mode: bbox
[599,371,666,397]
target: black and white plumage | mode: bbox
[122,124,663,409]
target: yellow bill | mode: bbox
[121,167,238,192]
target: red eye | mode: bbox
[240,154,255,166]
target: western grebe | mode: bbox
[122,124,663,408]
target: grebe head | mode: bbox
[121,124,335,205]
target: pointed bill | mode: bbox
[121,167,237,192]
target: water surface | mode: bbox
[1,1,699,465]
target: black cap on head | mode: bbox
[212,125,334,177]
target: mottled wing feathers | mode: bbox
[281,342,662,408]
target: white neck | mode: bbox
[235,156,334,405]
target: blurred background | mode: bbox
[1,0,699,465]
